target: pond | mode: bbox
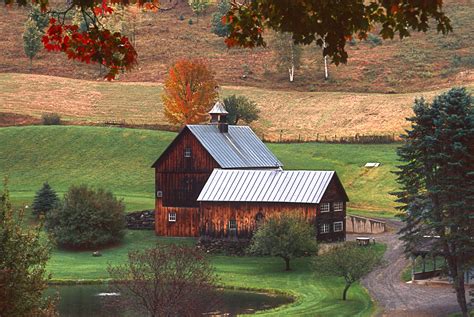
[45,284,293,316]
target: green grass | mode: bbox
[401,256,447,282]
[0,125,393,316]
[0,125,400,216]
[47,230,384,316]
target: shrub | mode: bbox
[188,18,193,25]
[41,113,61,125]
[46,185,126,249]
[178,14,185,21]
[368,33,382,46]
[32,182,59,216]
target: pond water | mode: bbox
[45,284,293,316]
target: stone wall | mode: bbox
[346,215,386,234]
[126,210,155,230]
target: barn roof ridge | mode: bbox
[186,124,283,169]
[198,169,347,204]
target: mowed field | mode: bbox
[0,125,391,316]
[2,73,473,140]
[0,125,399,216]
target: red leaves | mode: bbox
[42,19,137,80]
[94,0,114,16]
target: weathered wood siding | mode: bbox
[154,128,220,208]
[315,178,347,242]
[155,197,200,237]
[345,215,386,234]
[199,202,317,239]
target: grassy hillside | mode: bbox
[0,125,399,216]
[0,1,472,93]
[2,73,473,140]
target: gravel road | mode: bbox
[348,219,465,316]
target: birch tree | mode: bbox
[272,32,302,82]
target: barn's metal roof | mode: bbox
[198,169,336,204]
[187,125,283,169]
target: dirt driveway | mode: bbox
[349,219,465,316]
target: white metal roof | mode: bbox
[197,169,336,204]
[187,125,283,169]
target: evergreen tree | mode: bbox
[394,87,474,317]
[210,0,230,37]
[23,19,42,71]
[272,32,302,82]
[28,5,50,32]
[0,180,56,316]
[32,182,59,216]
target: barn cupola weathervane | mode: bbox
[209,101,229,133]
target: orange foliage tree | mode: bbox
[162,59,218,125]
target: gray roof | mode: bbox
[209,101,228,114]
[187,125,283,169]
[198,169,337,204]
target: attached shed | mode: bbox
[197,169,349,242]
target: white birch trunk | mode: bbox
[323,38,329,80]
[289,65,294,82]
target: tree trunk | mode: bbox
[453,268,469,317]
[289,65,294,82]
[342,282,351,300]
[29,58,32,72]
[323,55,329,80]
[283,257,291,271]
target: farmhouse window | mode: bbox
[320,203,330,213]
[184,147,192,158]
[229,219,237,232]
[320,223,330,234]
[168,212,176,222]
[334,202,344,212]
[333,221,343,232]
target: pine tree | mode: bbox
[23,19,42,71]
[210,0,230,37]
[32,182,59,216]
[395,87,474,317]
[272,32,302,82]
[28,5,49,33]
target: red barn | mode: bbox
[152,102,348,241]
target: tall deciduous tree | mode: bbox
[23,19,42,71]
[32,182,59,216]
[107,244,219,316]
[394,87,474,317]
[313,242,381,300]
[224,1,452,65]
[0,180,56,317]
[248,214,318,271]
[272,32,302,82]
[162,59,218,125]
[223,95,259,125]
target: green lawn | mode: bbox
[0,125,400,216]
[47,230,383,316]
[0,125,393,316]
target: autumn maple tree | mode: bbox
[162,59,218,125]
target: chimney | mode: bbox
[209,101,229,133]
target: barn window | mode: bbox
[184,147,192,158]
[334,202,344,212]
[320,223,330,234]
[333,221,343,232]
[229,219,237,232]
[168,212,176,222]
[320,203,330,213]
